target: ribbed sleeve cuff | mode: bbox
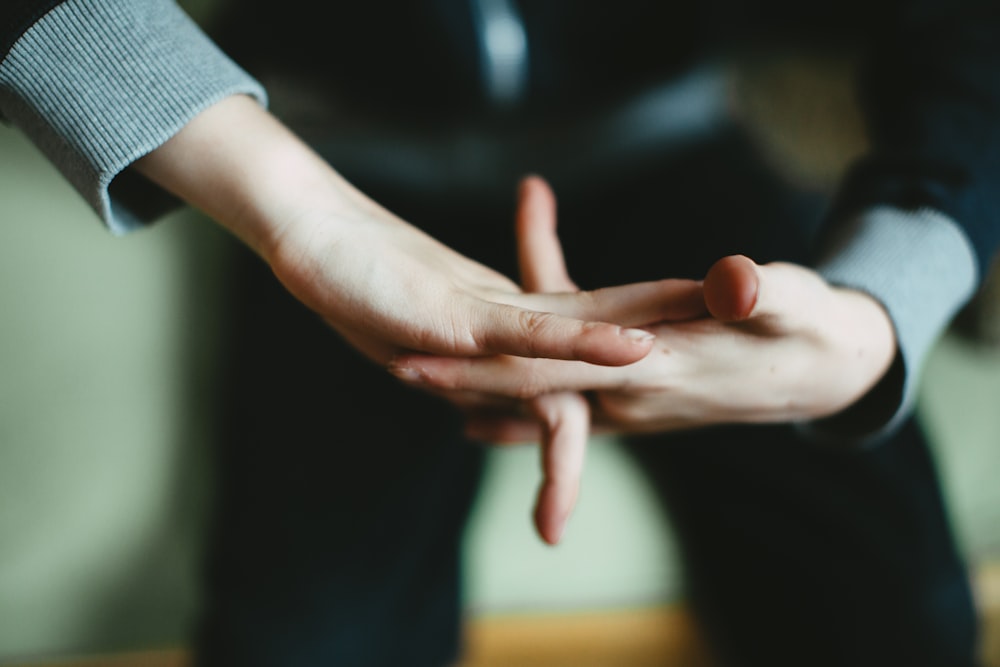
[801,206,978,446]
[0,0,267,233]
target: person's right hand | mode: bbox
[393,175,897,544]
[134,95,675,367]
[434,176,705,546]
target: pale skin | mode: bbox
[133,95,682,370]
[392,176,899,545]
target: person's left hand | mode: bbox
[392,176,898,539]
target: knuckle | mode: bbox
[518,309,547,336]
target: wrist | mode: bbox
[133,94,358,261]
[799,284,900,443]
[813,206,978,442]
[831,286,897,403]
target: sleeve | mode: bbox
[0,0,267,234]
[800,0,1000,446]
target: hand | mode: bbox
[392,179,898,436]
[430,176,705,545]
[134,95,670,368]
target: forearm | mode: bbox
[133,94,366,261]
[136,96,663,367]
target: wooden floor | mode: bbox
[16,561,1000,667]
[9,606,712,667]
[458,605,715,667]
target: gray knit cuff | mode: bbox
[0,0,267,234]
[800,206,978,446]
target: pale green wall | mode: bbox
[2,115,1000,663]
[919,335,1000,558]
[0,128,226,661]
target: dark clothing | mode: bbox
[196,126,978,666]
[209,0,1000,277]
[2,1,996,666]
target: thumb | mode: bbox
[517,175,578,293]
[703,254,761,322]
[703,254,825,329]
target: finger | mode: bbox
[491,175,649,364]
[506,278,706,329]
[465,413,616,442]
[390,351,635,397]
[703,255,823,327]
[470,300,655,366]
[703,254,760,322]
[516,175,578,293]
[530,392,590,545]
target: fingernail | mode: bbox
[621,328,655,343]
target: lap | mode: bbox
[626,421,978,667]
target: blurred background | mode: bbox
[2,2,1000,665]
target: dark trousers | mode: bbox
[193,127,979,666]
